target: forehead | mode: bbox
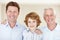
[44,9,54,15]
[7,6,18,10]
[28,18,36,21]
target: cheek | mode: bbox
[33,23,36,25]
[6,13,10,17]
[27,23,31,27]
[44,18,48,23]
[6,11,11,16]
[33,23,37,27]
[15,13,19,17]
[28,23,31,26]
[52,16,55,19]
[44,17,46,20]
[45,17,48,21]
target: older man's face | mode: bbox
[6,6,19,22]
[44,9,56,24]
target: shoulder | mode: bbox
[17,22,26,29]
[56,23,60,30]
[0,23,5,27]
[23,29,29,35]
[23,29,27,33]
[39,26,47,32]
[57,24,60,27]
[0,24,6,30]
[0,24,2,26]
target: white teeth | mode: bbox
[10,16,15,19]
[48,19,53,22]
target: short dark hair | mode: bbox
[6,1,20,12]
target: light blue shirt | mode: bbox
[40,24,60,40]
[23,28,43,40]
[0,22,25,40]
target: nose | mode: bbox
[10,11,15,15]
[31,22,34,25]
[48,16,51,19]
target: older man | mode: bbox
[40,8,60,40]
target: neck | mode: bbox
[47,23,57,31]
[8,21,16,28]
[30,28,36,32]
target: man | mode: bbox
[40,8,60,40]
[0,1,42,40]
[0,1,25,40]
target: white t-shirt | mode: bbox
[40,24,60,40]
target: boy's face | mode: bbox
[28,18,37,30]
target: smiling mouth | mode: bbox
[10,16,15,19]
[30,26,34,27]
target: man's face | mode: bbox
[6,6,19,22]
[44,9,56,24]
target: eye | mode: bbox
[28,21,31,23]
[33,21,35,23]
[50,15,53,16]
[45,15,48,17]
[8,11,11,13]
[14,11,17,13]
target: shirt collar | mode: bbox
[5,21,18,27]
[46,23,58,31]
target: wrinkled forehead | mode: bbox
[44,8,55,15]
